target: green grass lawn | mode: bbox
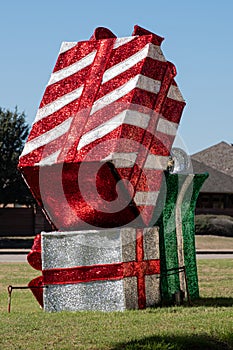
[0,260,233,350]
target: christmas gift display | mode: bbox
[17,25,206,311]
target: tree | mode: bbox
[0,107,34,206]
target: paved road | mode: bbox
[0,253,233,263]
[0,254,28,263]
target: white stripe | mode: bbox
[144,155,169,169]
[59,42,77,54]
[91,74,161,115]
[103,152,138,168]
[134,191,159,206]
[36,150,61,166]
[137,74,161,94]
[77,110,151,150]
[148,43,166,62]
[48,51,97,86]
[124,110,150,129]
[102,45,148,84]
[167,85,184,102]
[21,117,72,157]
[77,110,127,150]
[103,43,165,84]
[34,86,83,123]
[156,118,178,136]
[113,36,136,49]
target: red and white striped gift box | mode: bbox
[19,25,185,229]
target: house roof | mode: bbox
[192,141,233,177]
[191,159,233,193]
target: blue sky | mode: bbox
[1,0,232,154]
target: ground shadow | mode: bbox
[155,297,233,309]
[191,297,233,307]
[112,334,232,350]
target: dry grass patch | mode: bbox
[195,235,233,250]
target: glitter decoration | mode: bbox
[157,172,208,304]
[27,233,42,270]
[41,227,160,311]
[44,280,126,312]
[42,230,122,269]
[18,25,196,312]
[18,25,186,229]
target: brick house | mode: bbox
[191,141,233,217]
[0,204,53,237]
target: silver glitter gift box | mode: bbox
[41,227,160,312]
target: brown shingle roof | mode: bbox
[191,159,233,193]
[192,141,233,177]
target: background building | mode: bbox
[192,141,233,217]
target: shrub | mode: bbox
[195,214,233,237]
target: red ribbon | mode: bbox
[27,234,42,271]
[43,262,124,284]
[43,259,160,285]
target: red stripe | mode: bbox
[149,136,171,156]
[40,68,88,108]
[161,97,185,124]
[153,62,176,114]
[141,58,168,81]
[135,229,145,308]
[43,263,124,285]
[53,41,96,72]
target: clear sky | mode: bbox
[1,0,232,154]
